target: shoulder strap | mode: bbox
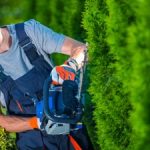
[0,65,8,84]
[15,23,40,65]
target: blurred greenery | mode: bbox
[0,0,150,150]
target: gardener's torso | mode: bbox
[0,20,73,150]
[0,19,65,107]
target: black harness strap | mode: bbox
[14,22,52,100]
[15,23,40,65]
[0,65,8,84]
[0,23,43,84]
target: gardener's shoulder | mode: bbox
[24,19,41,25]
[24,19,44,30]
[23,19,52,41]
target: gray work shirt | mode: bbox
[0,19,65,107]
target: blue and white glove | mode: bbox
[51,63,76,85]
[51,46,87,85]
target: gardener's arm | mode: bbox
[61,37,87,68]
[0,115,38,132]
[28,19,87,60]
[61,37,86,57]
[50,36,88,85]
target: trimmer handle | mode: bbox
[43,76,82,124]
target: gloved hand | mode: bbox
[28,116,41,129]
[51,64,76,85]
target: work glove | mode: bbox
[51,62,77,85]
[28,116,41,129]
[51,44,88,85]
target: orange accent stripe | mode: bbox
[68,135,82,150]
[16,100,24,112]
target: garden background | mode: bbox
[0,0,150,150]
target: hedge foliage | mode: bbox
[0,128,16,150]
[0,107,16,150]
[83,0,131,149]
[82,0,150,150]
[128,0,150,149]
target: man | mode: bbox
[0,19,88,150]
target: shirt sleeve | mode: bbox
[24,19,66,54]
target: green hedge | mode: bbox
[83,0,131,149]
[0,107,16,150]
[128,0,150,149]
[82,0,150,150]
[0,128,16,150]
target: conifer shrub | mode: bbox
[82,0,150,150]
